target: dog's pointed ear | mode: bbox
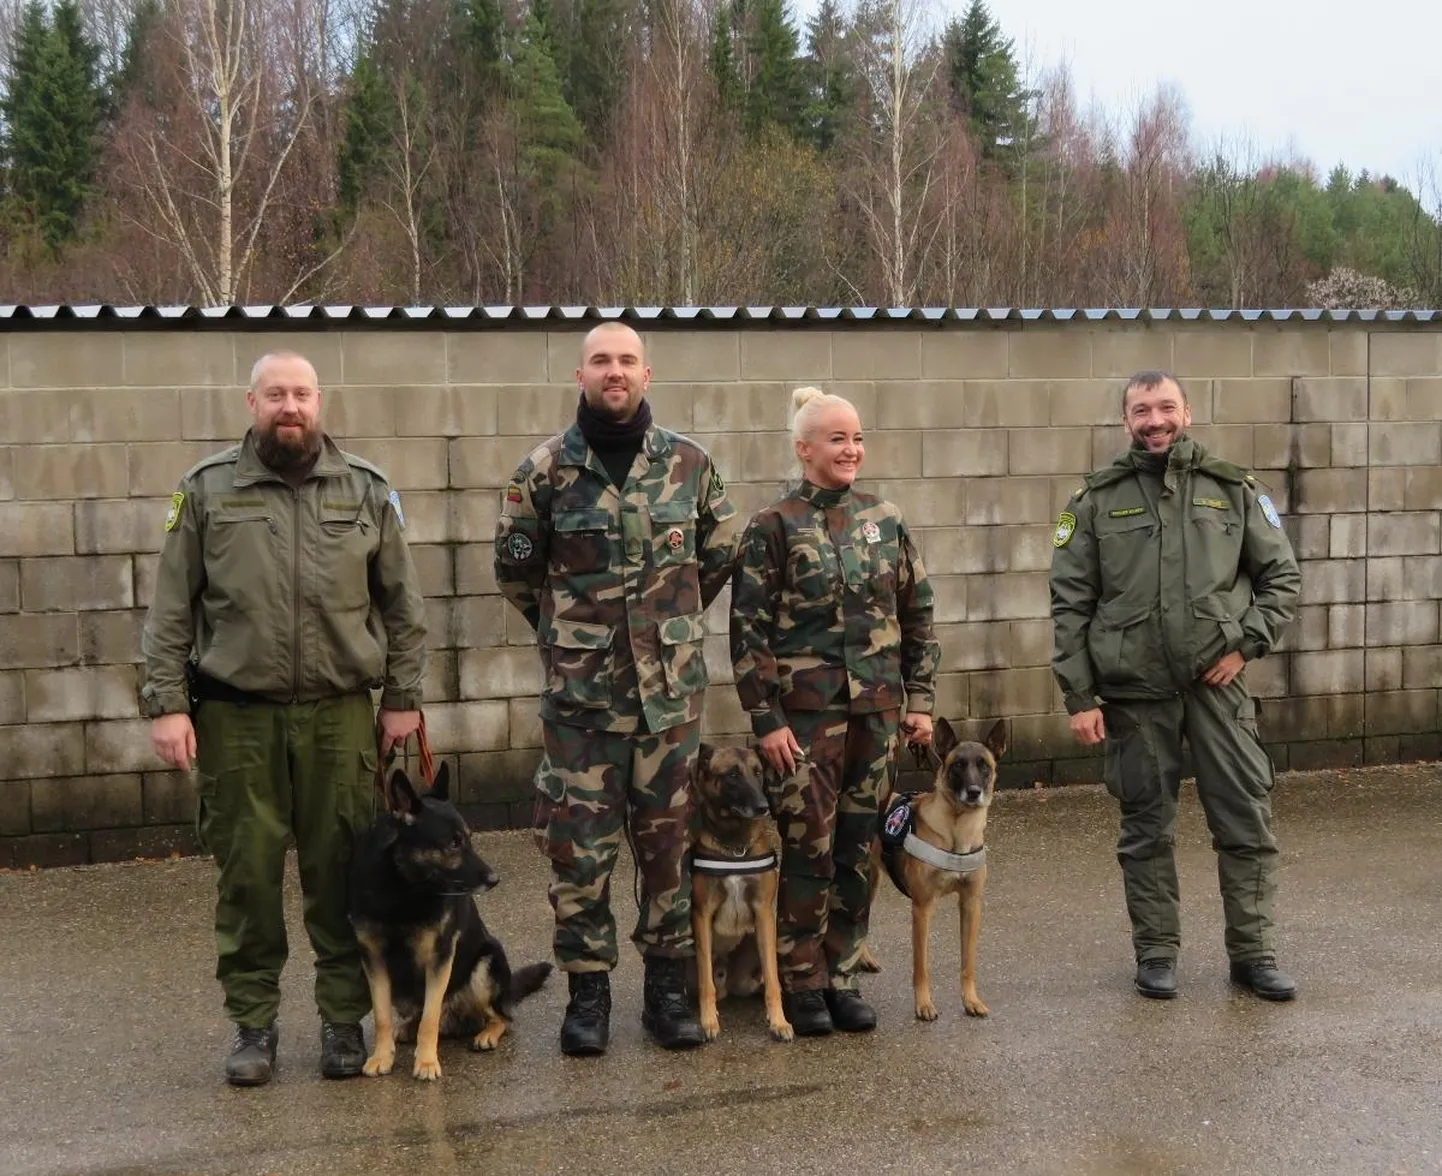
[390,768,423,817]
[932,717,959,763]
[430,761,451,802]
[696,742,715,779]
[983,718,1009,762]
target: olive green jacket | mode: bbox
[1049,436,1300,714]
[140,430,428,717]
[494,420,738,735]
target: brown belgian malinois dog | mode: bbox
[689,743,793,1043]
[864,717,1008,1021]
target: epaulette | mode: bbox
[182,445,242,481]
[340,450,390,484]
[1081,465,1134,493]
[1197,455,1251,485]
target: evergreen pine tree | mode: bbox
[800,0,854,153]
[710,2,741,114]
[337,52,399,213]
[743,0,803,138]
[941,0,1031,162]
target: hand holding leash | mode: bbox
[378,707,422,757]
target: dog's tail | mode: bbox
[510,962,553,1003]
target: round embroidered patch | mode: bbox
[667,528,684,549]
[507,531,534,561]
[884,802,910,838]
[861,521,881,543]
[1053,511,1077,548]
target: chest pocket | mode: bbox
[650,499,697,566]
[786,527,841,598]
[318,502,375,608]
[207,508,279,586]
[554,507,613,575]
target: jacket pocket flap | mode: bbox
[658,613,706,646]
[1192,596,1235,621]
[1094,598,1155,629]
[545,618,614,649]
[555,508,611,533]
[1096,512,1154,534]
[650,499,697,523]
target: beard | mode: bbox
[584,380,640,421]
[255,419,321,471]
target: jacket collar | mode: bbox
[793,477,851,509]
[232,428,350,487]
[557,420,673,468]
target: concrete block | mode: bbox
[702,634,731,685]
[1187,425,1254,469]
[1260,696,1329,741]
[1244,654,1287,698]
[1048,381,1127,427]
[870,381,959,429]
[132,554,158,609]
[9,333,126,388]
[142,771,197,824]
[1400,378,1442,419]
[545,331,586,383]
[77,610,145,667]
[1367,378,1406,421]
[0,670,23,723]
[85,719,162,773]
[1327,604,1365,648]
[934,621,1011,672]
[1326,693,1366,738]
[458,645,542,701]
[1252,330,1330,377]
[73,388,183,442]
[1212,379,1291,423]
[1298,560,1364,605]
[21,556,133,612]
[967,667,1058,717]
[0,560,16,614]
[0,389,79,443]
[1369,331,1442,377]
[1089,327,1173,378]
[235,335,344,387]
[495,386,575,437]
[1008,329,1090,379]
[644,384,697,433]
[1291,377,1367,422]
[340,332,447,385]
[179,387,250,441]
[7,832,90,867]
[964,572,1050,620]
[1290,649,1364,697]
[127,442,222,496]
[383,490,447,545]
[26,666,139,722]
[867,478,964,529]
[0,780,28,835]
[422,648,458,703]
[0,721,85,776]
[1005,429,1089,476]
[963,477,1064,527]
[1404,468,1442,511]
[0,447,11,500]
[739,331,830,381]
[1370,422,1442,466]
[447,331,550,384]
[74,499,168,556]
[452,595,507,651]
[1369,468,1406,512]
[928,575,967,623]
[1329,514,1367,559]
[456,748,544,803]
[921,430,1006,478]
[0,613,78,668]
[507,698,543,749]
[1009,618,1053,666]
[1402,556,1442,600]
[0,503,76,556]
[1329,331,1368,377]
[964,380,1051,427]
[393,385,499,438]
[691,383,791,433]
[1291,469,1366,515]
[123,333,233,387]
[831,331,921,380]
[407,544,453,599]
[32,774,143,831]
[1330,424,1369,468]
[1005,525,1060,573]
[930,673,967,720]
[448,490,502,546]
[1173,328,1251,378]
[1366,648,1403,691]
[12,444,128,500]
[856,431,922,480]
[1366,557,1403,603]
[324,387,399,438]
[1365,690,1438,736]
[920,331,1009,380]
[1366,601,1438,646]
[1088,426,1131,471]
[336,438,449,491]
[1401,646,1442,689]
[1368,512,1440,557]
[1276,605,1327,652]
[447,436,546,493]
[1284,516,1327,560]
[455,545,498,597]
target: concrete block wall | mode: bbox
[0,320,1439,867]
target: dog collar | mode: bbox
[903,834,986,875]
[691,851,778,876]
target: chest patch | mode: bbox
[667,527,684,549]
[1193,497,1228,511]
[861,520,881,543]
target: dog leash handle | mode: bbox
[374,711,436,812]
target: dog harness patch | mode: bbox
[1257,494,1282,528]
[1053,511,1077,548]
[164,492,185,532]
[690,850,777,875]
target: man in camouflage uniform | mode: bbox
[1049,370,1301,1002]
[494,322,738,1055]
[730,388,939,1035]
[141,351,429,1085]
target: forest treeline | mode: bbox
[2,0,1439,308]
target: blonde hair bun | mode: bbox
[791,385,826,412]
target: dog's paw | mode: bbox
[963,997,990,1018]
[769,1019,794,1043]
[470,1022,506,1051]
[362,1050,394,1077]
[915,998,939,1022]
[856,948,882,974]
[412,1055,443,1081]
[700,1011,721,1041]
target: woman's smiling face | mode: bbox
[796,402,864,489]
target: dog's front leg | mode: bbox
[856,845,883,973]
[958,886,988,1017]
[413,951,456,1080]
[912,898,939,1021]
[752,889,793,1042]
[357,938,396,1076]
[693,901,721,1041]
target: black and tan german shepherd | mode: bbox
[866,718,1008,1021]
[348,762,552,1080]
[690,743,793,1043]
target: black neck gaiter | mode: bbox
[577,394,652,488]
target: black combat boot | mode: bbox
[641,955,705,1050]
[561,971,612,1056]
[319,1020,366,1078]
[782,990,833,1036]
[1229,956,1297,1001]
[224,1022,279,1087]
[1134,958,1178,1000]
[824,986,877,1032]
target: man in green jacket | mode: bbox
[1049,370,1301,1002]
[141,351,428,1085]
[495,322,738,1056]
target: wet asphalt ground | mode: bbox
[2,764,1441,1176]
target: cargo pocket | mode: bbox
[1088,599,1162,694]
[195,770,225,859]
[542,619,614,709]
[658,612,708,699]
[1101,707,1160,806]
[531,752,569,856]
[554,508,613,575]
[1235,695,1276,793]
[1192,595,1245,670]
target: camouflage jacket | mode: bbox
[493,419,738,734]
[1049,436,1301,714]
[139,429,429,716]
[730,479,939,738]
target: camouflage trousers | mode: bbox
[771,705,899,993]
[532,718,698,973]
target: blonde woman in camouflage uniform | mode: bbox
[495,323,738,1056]
[730,387,940,1036]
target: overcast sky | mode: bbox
[801,0,1442,193]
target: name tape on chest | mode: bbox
[1108,506,1146,518]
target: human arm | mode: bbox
[493,453,552,632]
[368,482,428,712]
[1049,492,1104,716]
[695,458,739,610]
[729,515,789,740]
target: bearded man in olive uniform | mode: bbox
[141,351,428,1085]
[494,322,738,1055]
[1049,370,1301,1002]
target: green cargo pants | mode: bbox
[1101,678,1279,965]
[532,718,699,973]
[194,693,377,1029]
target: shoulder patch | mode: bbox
[709,466,725,499]
[1053,510,1078,548]
[387,489,406,528]
[506,481,524,504]
[164,492,185,532]
[1257,494,1282,529]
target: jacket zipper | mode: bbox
[291,486,301,703]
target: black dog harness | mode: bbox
[690,849,778,876]
[878,792,986,899]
